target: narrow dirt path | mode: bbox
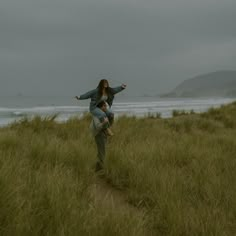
[89,175,152,235]
[91,177,139,213]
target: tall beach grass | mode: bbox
[0,102,236,235]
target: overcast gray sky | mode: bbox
[1,0,236,96]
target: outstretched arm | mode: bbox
[110,84,127,95]
[75,89,96,100]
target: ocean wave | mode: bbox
[0,97,235,126]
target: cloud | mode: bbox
[0,0,236,95]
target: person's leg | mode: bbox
[91,107,109,129]
[104,108,114,136]
[92,107,114,136]
[95,132,107,171]
[91,107,106,121]
[105,108,114,126]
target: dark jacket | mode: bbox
[79,86,125,111]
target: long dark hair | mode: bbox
[97,79,111,97]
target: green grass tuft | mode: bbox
[0,102,236,235]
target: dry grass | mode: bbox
[0,102,236,235]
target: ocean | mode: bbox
[0,96,235,126]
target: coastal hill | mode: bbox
[162,70,236,97]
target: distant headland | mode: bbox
[161,70,236,98]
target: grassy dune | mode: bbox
[0,102,236,235]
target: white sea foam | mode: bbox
[0,97,235,126]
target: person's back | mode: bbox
[90,115,107,137]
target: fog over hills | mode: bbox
[162,71,236,97]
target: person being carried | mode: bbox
[90,101,110,172]
[75,79,126,136]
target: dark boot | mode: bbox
[95,162,103,172]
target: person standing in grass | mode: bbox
[90,101,110,172]
[75,79,126,136]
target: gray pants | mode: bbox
[95,131,107,170]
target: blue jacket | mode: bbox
[79,86,125,111]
